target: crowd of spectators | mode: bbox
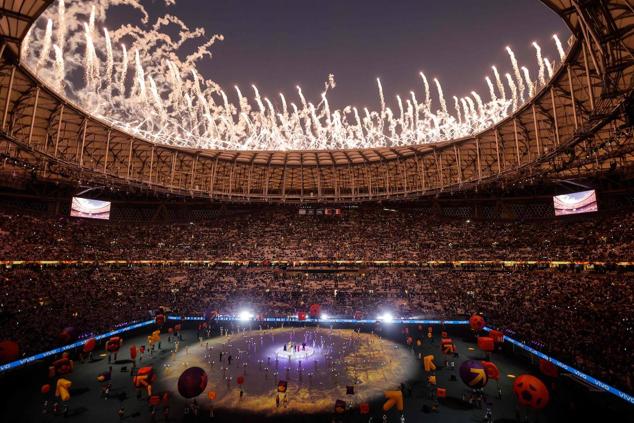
[1,207,633,261]
[1,267,632,392]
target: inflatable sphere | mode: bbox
[41,384,51,394]
[309,304,321,318]
[177,367,208,399]
[0,340,19,364]
[83,338,97,353]
[513,374,550,409]
[459,360,489,389]
[469,314,486,331]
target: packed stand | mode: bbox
[0,207,633,261]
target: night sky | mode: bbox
[114,0,570,109]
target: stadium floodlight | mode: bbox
[320,313,330,321]
[378,312,394,323]
[238,310,254,322]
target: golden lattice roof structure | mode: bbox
[0,1,633,202]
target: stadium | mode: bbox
[0,0,633,422]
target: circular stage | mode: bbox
[157,327,419,415]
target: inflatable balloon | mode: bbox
[383,390,404,412]
[106,337,122,353]
[309,304,321,318]
[0,340,19,364]
[177,367,208,399]
[423,353,437,370]
[359,402,370,414]
[41,384,51,394]
[441,338,456,354]
[423,355,437,372]
[297,311,307,321]
[130,345,137,360]
[51,354,74,376]
[481,361,500,380]
[134,367,156,396]
[55,378,72,402]
[469,314,486,331]
[489,329,504,343]
[83,338,97,353]
[148,395,161,406]
[459,360,488,389]
[148,330,160,346]
[155,314,165,326]
[477,336,495,353]
[513,374,550,409]
[539,359,559,378]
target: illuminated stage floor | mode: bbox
[155,327,418,415]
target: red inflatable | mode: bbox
[539,359,559,378]
[309,304,321,318]
[134,367,156,396]
[41,384,51,394]
[50,354,73,377]
[155,314,165,326]
[297,311,307,321]
[106,337,122,353]
[83,338,97,353]
[489,329,504,343]
[469,314,486,331]
[0,340,19,364]
[477,336,495,352]
[513,374,550,409]
[130,345,138,360]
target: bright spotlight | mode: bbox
[378,312,394,323]
[238,310,254,322]
[320,313,330,321]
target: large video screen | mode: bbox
[70,197,111,220]
[553,190,598,216]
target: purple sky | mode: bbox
[110,0,570,109]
